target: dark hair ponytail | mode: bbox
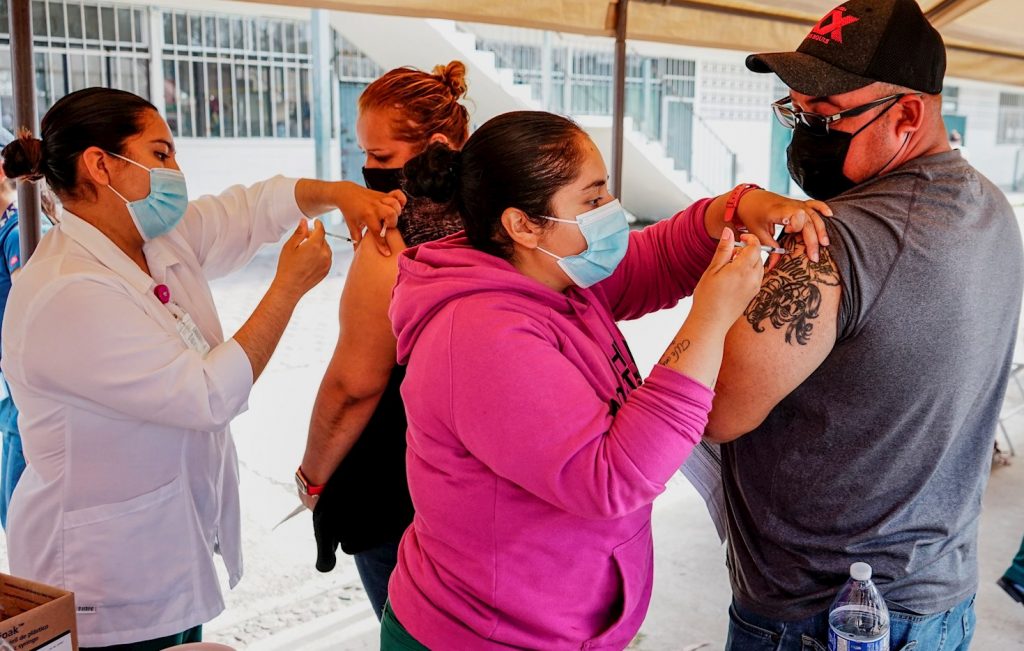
[0,87,157,199]
[402,142,462,204]
[403,111,589,260]
[1,130,45,182]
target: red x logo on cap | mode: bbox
[810,6,860,44]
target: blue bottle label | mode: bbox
[829,627,889,651]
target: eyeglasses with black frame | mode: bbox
[771,94,908,135]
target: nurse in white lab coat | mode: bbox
[0,88,403,650]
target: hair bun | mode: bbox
[433,61,468,100]
[403,142,461,203]
[1,130,45,182]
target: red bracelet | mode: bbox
[723,183,761,226]
[295,467,324,497]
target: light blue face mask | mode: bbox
[105,152,188,241]
[537,199,630,288]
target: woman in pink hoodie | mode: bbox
[384,111,830,650]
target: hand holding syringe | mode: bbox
[308,218,364,244]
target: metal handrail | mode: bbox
[471,30,738,194]
[1014,147,1024,192]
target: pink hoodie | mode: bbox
[388,199,717,650]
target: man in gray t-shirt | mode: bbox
[705,1,1024,649]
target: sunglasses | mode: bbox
[771,94,908,136]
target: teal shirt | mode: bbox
[0,204,50,435]
[0,204,21,435]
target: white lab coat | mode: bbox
[1,176,305,646]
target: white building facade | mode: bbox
[1,0,1022,204]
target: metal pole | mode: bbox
[8,0,41,261]
[149,8,166,116]
[311,9,331,180]
[562,44,574,113]
[642,57,652,139]
[611,0,628,200]
[541,31,553,111]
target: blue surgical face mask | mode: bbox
[536,199,630,288]
[105,152,188,241]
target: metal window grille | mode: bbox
[0,0,150,132]
[161,8,312,139]
[998,92,1024,145]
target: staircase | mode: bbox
[331,12,718,220]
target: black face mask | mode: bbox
[362,167,404,194]
[786,99,902,201]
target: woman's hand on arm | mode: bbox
[233,218,332,381]
[293,179,406,257]
[704,187,832,268]
[299,228,406,508]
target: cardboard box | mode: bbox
[0,574,77,651]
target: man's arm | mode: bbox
[705,235,841,442]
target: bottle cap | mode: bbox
[850,562,872,581]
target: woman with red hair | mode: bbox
[298,61,471,619]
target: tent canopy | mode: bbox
[266,0,1024,88]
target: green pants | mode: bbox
[1005,533,1024,586]
[381,602,430,650]
[81,625,202,651]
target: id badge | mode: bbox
[168,303,212,356]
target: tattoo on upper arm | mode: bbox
[743,240,839,346]
[659,338,690,366]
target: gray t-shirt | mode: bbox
[722,150,1024,619]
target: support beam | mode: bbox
[926,0,992,28]
[149,8,166,116]
[610,0,628,200]
[631,0,814,26]
[8,0,41,262]
[311,9,332,180]
[540,30,553,111]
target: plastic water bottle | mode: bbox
[828,562,890,651]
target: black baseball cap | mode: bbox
[746,0,946,97]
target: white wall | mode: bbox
[701,119,772,187]
[949,77,1022,188]
[175,138,342,199]
[691,55,777,191]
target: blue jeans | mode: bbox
[1,430,25,530]
[354,540,400,621]
[726,595,976,651]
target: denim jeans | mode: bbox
[1,430,25,530]
[726,595,976,651]
[354,540,400,621]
